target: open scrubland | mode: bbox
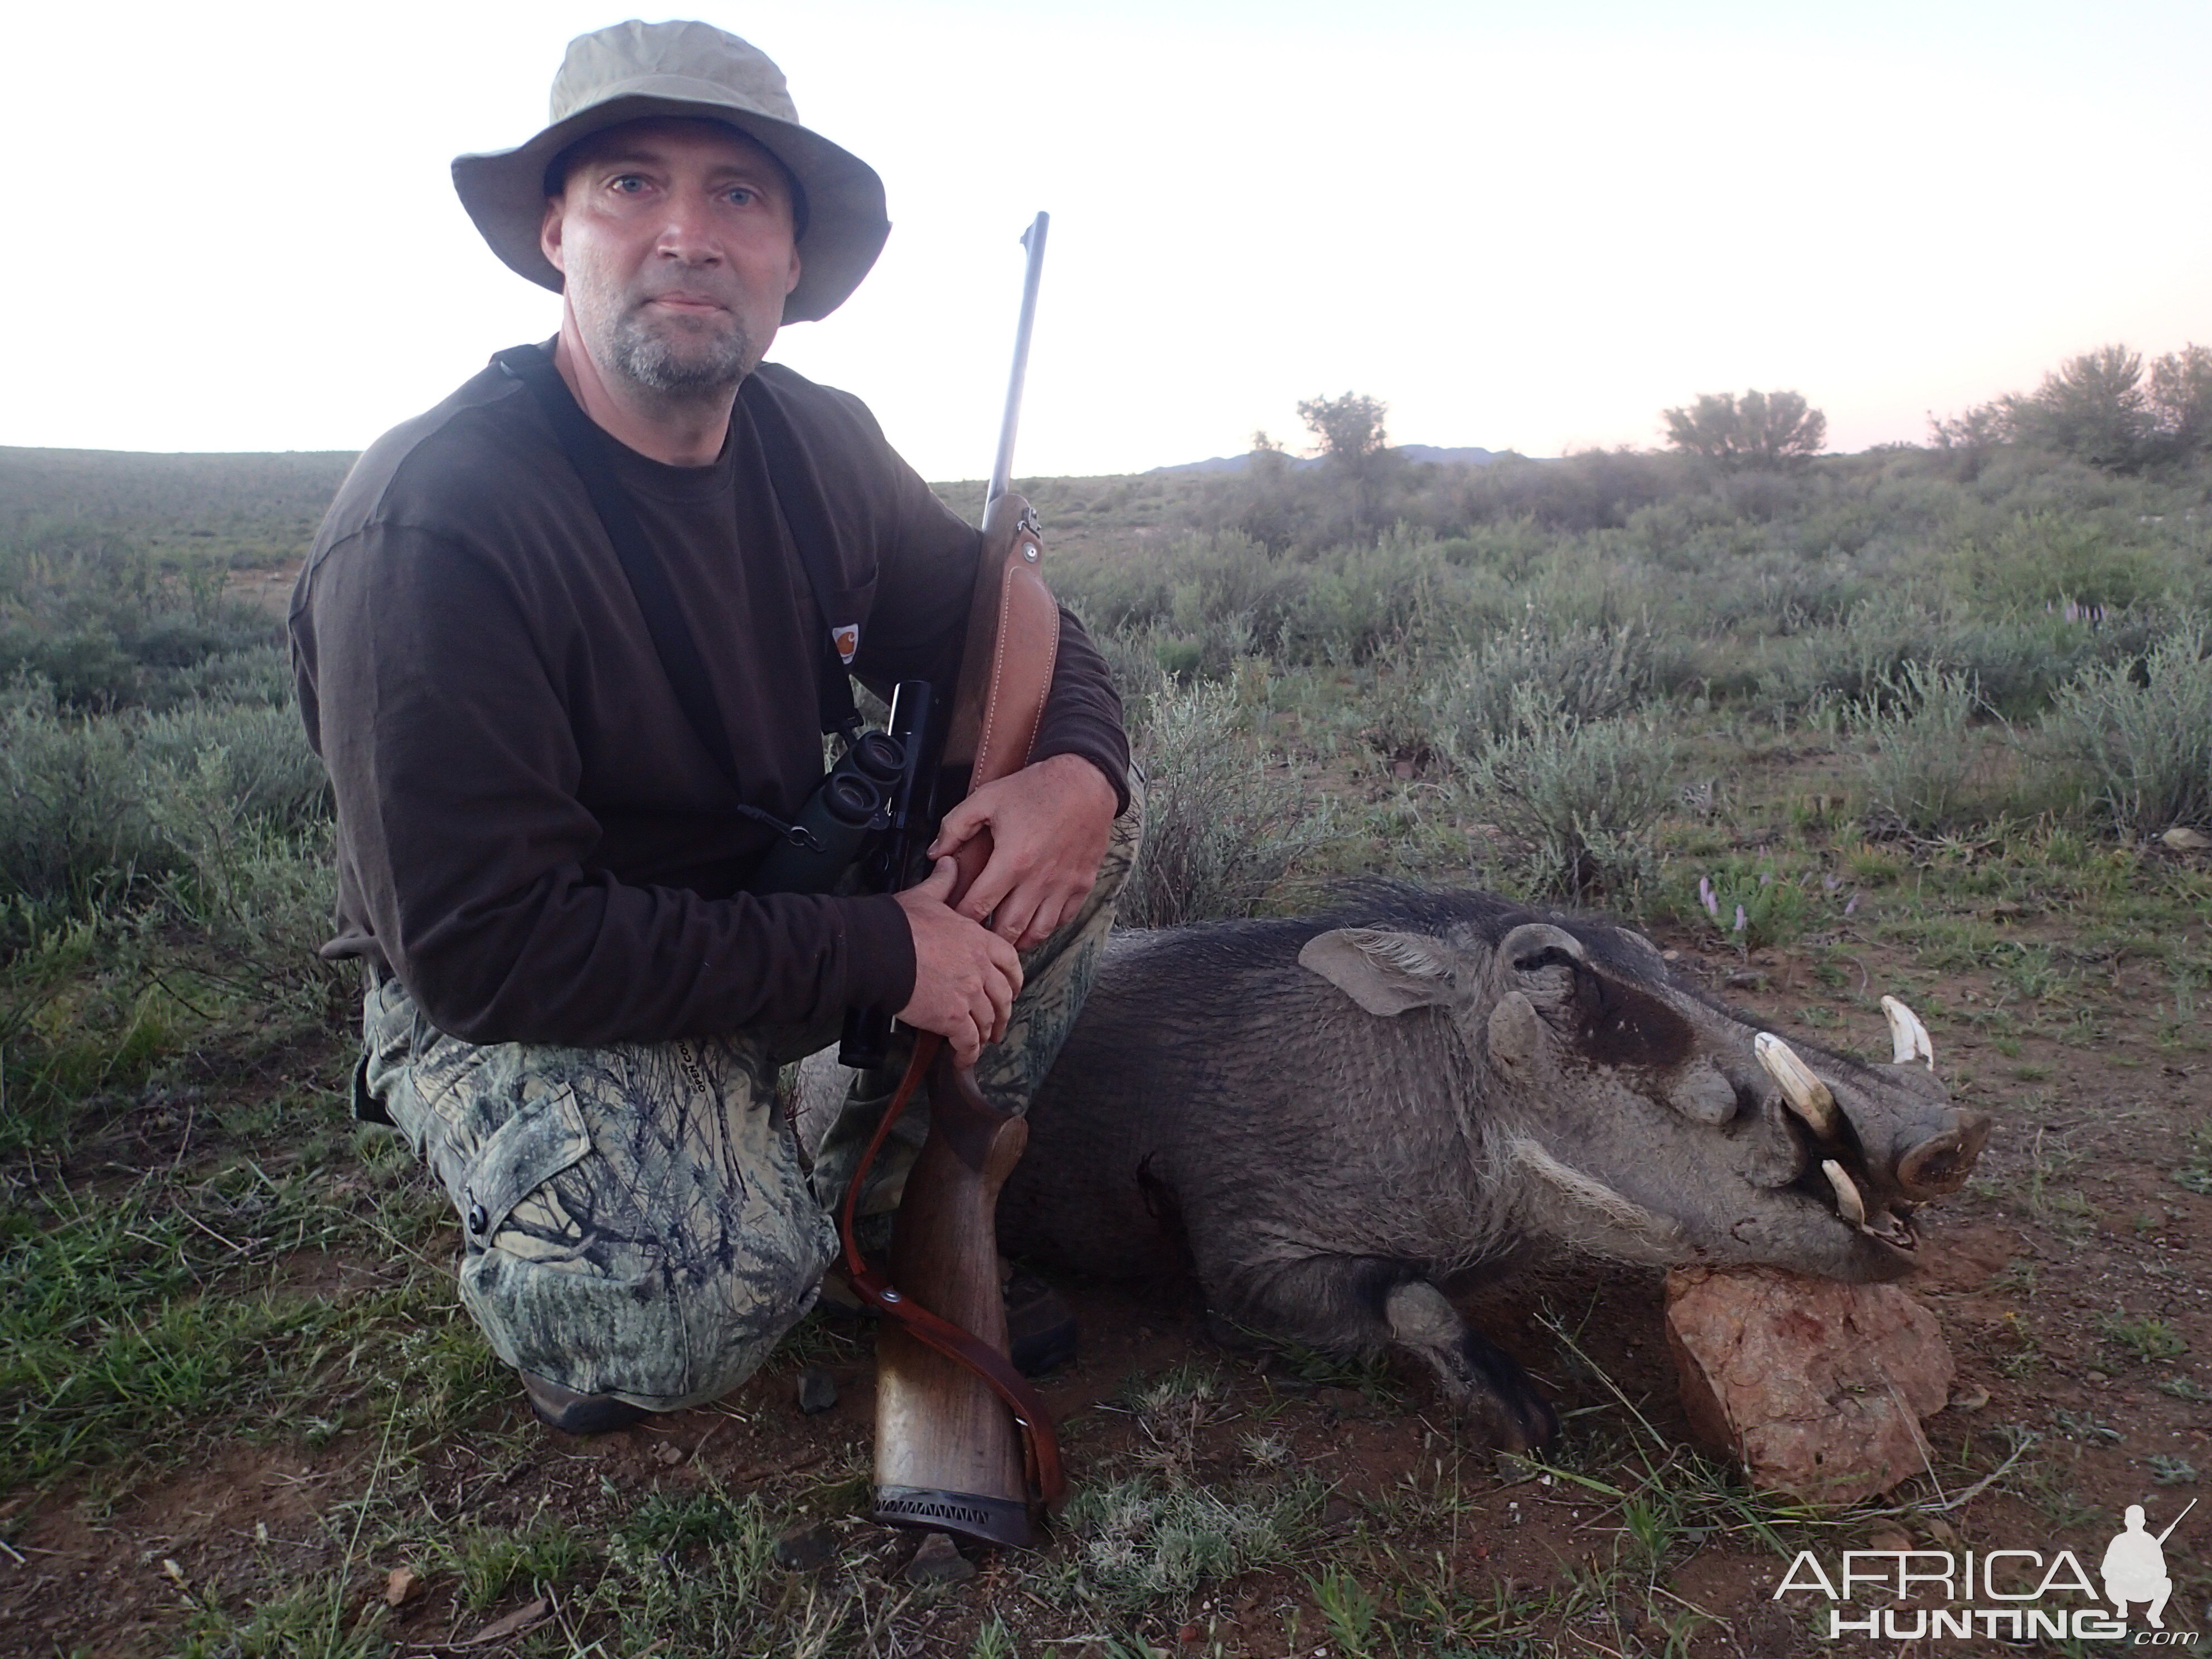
[2,397,2209,1656]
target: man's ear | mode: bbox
[541,197,568,277]
[1299,928,1459,1017]
[784,241,802,297]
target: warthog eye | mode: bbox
[1511,943,1583,975]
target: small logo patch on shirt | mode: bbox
[831,623,860,664]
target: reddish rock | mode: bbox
[1664,1265,1954,1505]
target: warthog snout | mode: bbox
[1895,1113,1992,1199]
[1755,998,1989,1253]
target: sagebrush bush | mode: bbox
[1755,590,2180,720]
[1122,679,1333,928]
[1053,527,1514,674]
[2044,623,2212,836]
[139,702,330,830]
[0,547,279,711]
[0,676,171,902]
[0,673,331,906]
[1848,663,1992,835]
[1426,618,1658,752]
[1946,510,2179,611]
[1458,688,1677,904]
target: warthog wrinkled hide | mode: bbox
[999,887,1989,1451]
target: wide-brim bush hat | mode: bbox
[452,19,889,324]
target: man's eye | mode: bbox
[610,175,647,194]
[725,187,758,207]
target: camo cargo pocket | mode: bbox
[453,1082,593,1249]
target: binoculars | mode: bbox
[744,682,938,1071]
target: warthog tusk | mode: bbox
[1755,1032,1840,1137]
[1821,1158,1868,1226]
[1881,995,1936,1069]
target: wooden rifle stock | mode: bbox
[842,489,1064,1549]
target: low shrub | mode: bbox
[1053,527,1513,673]
[139,701,331,830]
[1755,590,2176,720]
[0,591,278,712]
[0,676,331,908]
[1458,689,1678,904]
[1121,679,1333,928]
[2044,622,2212,837]
[0,676,170,903]
[1849,663,1991,835]
[1425,617,1658,751]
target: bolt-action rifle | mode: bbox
[833,214,1069,1550]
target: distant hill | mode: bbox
[1152,444,1507,476]
[1394,444,1509,467]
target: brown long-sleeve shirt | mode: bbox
[290,349,1127,1046]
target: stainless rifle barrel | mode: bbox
[986,212,1050,507]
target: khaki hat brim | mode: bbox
[452,81,889,325]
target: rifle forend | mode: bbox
[937,491,1060,908]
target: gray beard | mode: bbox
[604,308,755,401]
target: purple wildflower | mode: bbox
[1823,873,1840,892]
[1733,904,1748,934]
[1845,892,1860,916]
[1699,875,1719,919]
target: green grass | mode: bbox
[2099,1314,2190,1365]
[0,1118,494,1496]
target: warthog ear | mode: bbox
[1298,928,1461,1016]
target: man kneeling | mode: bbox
[292,21,1133,1434]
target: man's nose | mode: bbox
[653,188,725,263]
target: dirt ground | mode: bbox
[7,895,2209,1659]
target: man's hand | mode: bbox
[928,753,1119,949]
[895,856,1023,1067]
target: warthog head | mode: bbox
[1299,914,1990,1281]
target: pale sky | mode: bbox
[6,1,2207,477]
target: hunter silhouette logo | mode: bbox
[1774,1497,2200,1643]
[832,623,860,664]
[2104,1500,2194,1631]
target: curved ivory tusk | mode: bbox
[1821,1159,1868,1226]
[1881,995,1936,1070]
[1755,1032,1840,1137]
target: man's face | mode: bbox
[541,119,802,403]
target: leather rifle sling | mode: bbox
[836,491,1064,1511]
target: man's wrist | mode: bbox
[1034,749,1123,816]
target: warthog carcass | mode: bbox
[998,887,1990,1451]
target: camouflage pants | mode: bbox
[358,795,1139,1413]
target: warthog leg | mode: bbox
[1384,1279,1561,1452]
[1217,1254,1558,1451]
